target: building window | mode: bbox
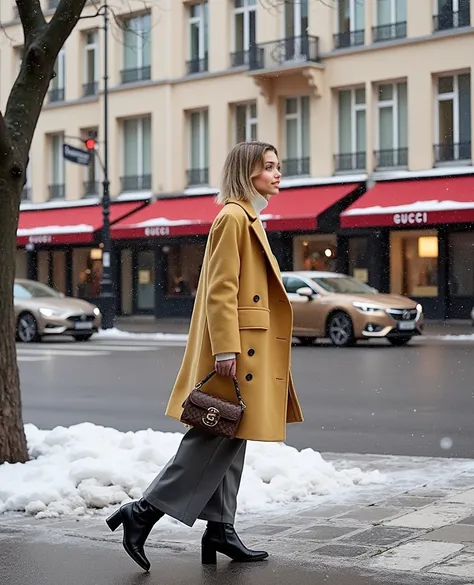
[165,243,206,297]
[232,0,256,67]
[235,102,257,143]
[49,133,65,199]
[293,235,338,272]
[122,116,152,191]
[188,2,208,74]
[82,128,99,197]
[284,0,309,39]
[373,0,407,41]
[334,0,365,49]
[83,31,98,96]
[449,233,474,296]
[49,49,65,102]
[434,0,470,32]
[376,82,408,168]
[336,87,366,172]
[435,73,471,163]
[284,96,310,176]
[390,230,439,298]
[187,110,209,186]
[122,14,151,83]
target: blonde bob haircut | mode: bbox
[216,141,278,205]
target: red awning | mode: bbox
[341,176,474,229]
[111,184,359,240]
[17,202,143,246]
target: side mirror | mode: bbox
[296,286,314,299]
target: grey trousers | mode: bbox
[143,427,247,527]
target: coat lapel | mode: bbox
[226,200,284,287]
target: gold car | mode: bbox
[281,271,424,347]
[14,279,101,343]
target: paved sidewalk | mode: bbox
[114,316,474,338]
[2,452,474,583]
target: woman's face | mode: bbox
[252,150,281,199]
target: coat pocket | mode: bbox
[237,307,270,330]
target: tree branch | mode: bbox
[16,0,47,40]
[46,0,88,53]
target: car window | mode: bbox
[311,276,375,294]
[284,277,309,294]
[14,281,62,298]
[14,284,32,299]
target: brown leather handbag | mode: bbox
[180,370,246,439]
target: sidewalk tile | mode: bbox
[368,541,463,572]
[444,488,474,505]
[428,553,474,578]
[419,524,474,544]
[459,516,474,525]
[341,526,418,547]
[313,544,369,558]
[381,496,437,509]
[384,504,472,529]
[289,525,356,540]
[337,507,401,523]
[295,505,354,519]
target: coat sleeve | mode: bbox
[206,212,242,356]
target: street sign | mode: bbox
[63,143,92,166]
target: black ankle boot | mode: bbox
[201,521,269,564]
[106,498,164,571]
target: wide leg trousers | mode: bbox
[143,427,247,527]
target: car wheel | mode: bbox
[388,336,412,347]
[74,334,93,342]
[17,312,40,343]
[297,337,316,346]
[327,311,355,347]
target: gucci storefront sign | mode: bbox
[393,212,428,226]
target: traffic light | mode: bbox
[85,137,97,151]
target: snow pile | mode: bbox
[0,423,385,520]
[437,334,474,341]
[95,328,188,342]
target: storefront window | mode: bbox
[73,247,102,298]
[165,242,205,297]
[292,235,338,272]
[449,233,474,296]
[37,251,49,286]
[15,249,28,279]
[51,251,67,294]
[390,230,438,297]
[137,251,155,311]
[348,237,369,283]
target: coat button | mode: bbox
[248,349,255,357]
[253,295,260,302]
[245,373,253,381]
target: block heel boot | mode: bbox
[201,521,268,565]
[106,498,164,572]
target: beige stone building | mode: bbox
[2,0,473,320]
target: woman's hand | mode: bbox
[215,358,237,378]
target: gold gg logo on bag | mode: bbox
[202,406,220,427]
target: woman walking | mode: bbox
[106,141,304,571]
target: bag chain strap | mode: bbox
[194,370,246,410]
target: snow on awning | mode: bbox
[341,176,474,229]
[17,202,144,246]
[111,184,360,240]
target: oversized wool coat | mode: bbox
[165,198,304,442]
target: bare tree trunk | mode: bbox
[0,179,28,463]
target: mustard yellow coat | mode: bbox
[165,199,304,442]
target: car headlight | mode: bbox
[416,303,423,314]
[39,307,65,318]
[352,301,385,314]
[93,307,101,316]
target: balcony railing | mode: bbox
[21,187,31,201]
[372,21,407,42]
[334,152,366,172]
[186,56,208,75]
[249,35,320,71]
[48,184,65,200]
[48,88,65,103]
[433,9,471,32]
[120,66,151,84]
[333,29,365,49]
[375,148,408,169]
[82,81,98,96]
[434,142,472,163]
[282,157,310,177]
[186,168,209,186]
[230,50,250,68]
[84,180,100,197]
[120,175,152,191]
